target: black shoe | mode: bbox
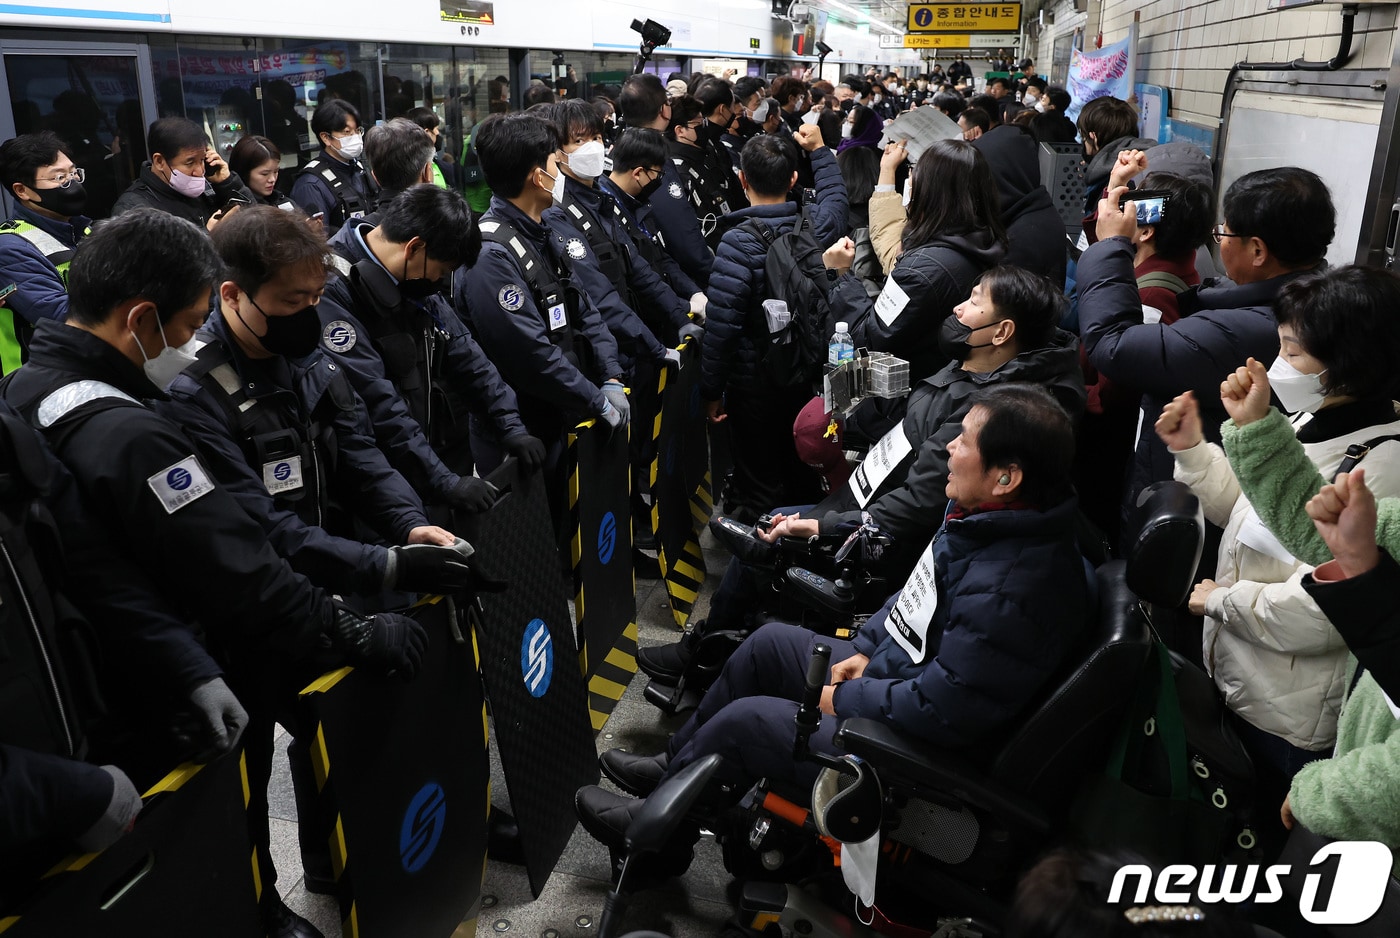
[263,894,325,938]
[599,749,671,797]
[709,516,778,566]
[575,785,644,851]
[301,870,335,896]
[487,805,526,865]
[637,625,703,682]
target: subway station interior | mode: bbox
[4,0,1400,936]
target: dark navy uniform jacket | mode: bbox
[454,196,621,423]
[646,160,713,291]
[162,313,428,596]
[597,176,701,320]
[320,221,527,498]
[546,177,669,373]
[1,321,332,662]
[289,150,378,235]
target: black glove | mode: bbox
[448,476,498,513]
[503,432,547,474]
[384,538,477,592]
[332,605,428,679]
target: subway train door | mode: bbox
[0,38,159,220]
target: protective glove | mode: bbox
[503,432,547,474]
[601,380,630,429]
[663,348,682,368]
[601,399,623,428]
[690,292,708,321]
[181,677,248,761]
[76,765,142,852]
[332,604,428,679]
[384,537,478,593]
[448,476,498,513]
[678,322,704,348]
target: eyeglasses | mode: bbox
[41,168,85,188]
[1211,225,1245,244]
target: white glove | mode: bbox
[690,292,708,321]
[601,399,623,428]
[663,348,682,367]
[76,766,142,852]
[187,677,249,760]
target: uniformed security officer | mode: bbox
[321,184,545,503]
[598,129,706,325]
[455,112,628,540]
[616,74,714,293]
[0,208,429,938]
[290,100,379,236]
[0,133,92,374]
[547,100,688,366]
[694,77,749,219]
[0,397,248,887]
[666,94,737,250]
[162,205,473,600]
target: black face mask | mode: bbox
[400,249,447,300]
[637,172,664,202]
[937,316,1005,361]
[840,99,855,114]
[32,180,88,218]
[242,296,322,358]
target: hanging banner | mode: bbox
[1065,24,1138,126]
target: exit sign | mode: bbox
[750,37,761,49]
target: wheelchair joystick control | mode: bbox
[794,644,831,760]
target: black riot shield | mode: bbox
[650,341,711,626]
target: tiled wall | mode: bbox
[1032,0,1396,126]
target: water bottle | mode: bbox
[828,321,854,366]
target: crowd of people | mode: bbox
[1,55,1398,938]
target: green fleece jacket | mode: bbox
[1290,663,1400,873]
[1222,409,1400,566]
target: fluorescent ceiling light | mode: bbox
[820,0,903,33]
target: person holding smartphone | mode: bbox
[112,117,254,232]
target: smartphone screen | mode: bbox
[1122,189,1170,225]
[0,283,16,301]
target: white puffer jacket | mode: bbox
[1172,408,1400,751]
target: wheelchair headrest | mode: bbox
[811,754,882,844]
[1123,481,1204,608]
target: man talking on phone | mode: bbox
[113,117,254,232]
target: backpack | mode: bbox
[742,209,832,387]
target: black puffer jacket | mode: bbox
[112,162,253,228]
[816,328,1086,578]
[698,146,847,399]
[972,125,1066,285]
[834,229,1006,384]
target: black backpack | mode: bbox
[742,209,832,387]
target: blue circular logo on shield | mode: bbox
[399,782,447,873]
[598,511,618,564]
[273,462,292,482]
[521,618,553,697]
[166,467,192,491]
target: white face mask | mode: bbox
[334,132,363,159]
[540,165,566,203]
[1023,93,1039,107]
[1267,355,1328,414]
[841,122,854,139]
[133,317,199,390]
[1035,97,1050,113]
[751,100,771,123]
[566,140,606,179]
[873,94,883,104]
[902,178,913,207]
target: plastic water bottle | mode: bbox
[828,321,854,366]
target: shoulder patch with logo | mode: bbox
[322,320,357,353]
[147,455,215,515]
[668,181,684,199]
[498,284,526,311]
[566,238,588,260]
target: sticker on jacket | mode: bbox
[850,422,915,508]
[147,456,215,515]
[885,538,938,663]
[874,276,910,326]
[263,455,305,496]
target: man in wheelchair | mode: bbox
[576,384,1091,873]
[638,268,1086,692]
